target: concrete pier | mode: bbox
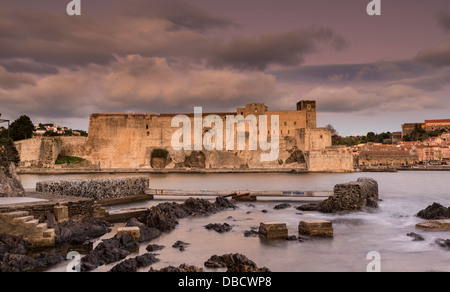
[259,222,288,239]
[299,220,333,237]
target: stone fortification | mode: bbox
[14,100,354,173]
[36,177,149,200]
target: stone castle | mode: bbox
[15,100,354,172]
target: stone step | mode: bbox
[36,223,48,233]
[23,219,39,228]
[12,216,35,224]
[0,211,30,220]
[43,228,55,238]
[27,237,55,248]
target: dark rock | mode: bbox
[435,238,450,249]
[109,253,159,272]
[138,197,235,232]
[244,229,259,238]
[204,255,227,268]
[261,210,268,213]
[126,218,161,242]
[204,253,271,272]
[0,234,28,257]
[0,253,40,272]
[54,219,112,245]
[205,223,233,233]
[407,232,425,241]
[146,244,165,252]
[172,240,190,251]
[33,252,66,267]
[417,203,450,220]
[42,212,57,229]
[149,264,205,272]
[0,141,25,198]
[80,234,139,272]
[274,203,291,210]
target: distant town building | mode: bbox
[402,119,450,139]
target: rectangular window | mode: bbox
[284,122,287,126]
[294,122,297,126]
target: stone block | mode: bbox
[117,227,140,242]
[259,222,288,239]
[416,219,450,231]
[54,206,69,222]
[299,220,333,237]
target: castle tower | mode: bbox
[297,100,317,129]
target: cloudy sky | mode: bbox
[1,0,450,135]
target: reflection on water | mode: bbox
[20,172,450,272]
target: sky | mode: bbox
[0,0,450,136]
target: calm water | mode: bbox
[19,172,450,272]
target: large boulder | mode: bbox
[417,203,450,220]
[0,140,25,197]
[297,178,379,213]
[204,253,271,272]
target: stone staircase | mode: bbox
[0,211,55,248]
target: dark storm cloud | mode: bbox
[0,66,35,89]
[273,60,430,83]
[209,27,347,70]
[116,0,236,32]
[436,10,450,32]
[0,59,59,75]
[416,43,450,67]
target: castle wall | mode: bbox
[15,100,354,172]
[307,146,354,172]
[15,137,88,168]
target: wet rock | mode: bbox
[0,234,28,256]
[286,235,308,242]
[137,197,235,232]
[274,203,291,210]
[0,235,65,272]
[126,218,161,242]
[109,253,159,272]
[204,253,271,272]
[435,238,450,249]
[33,252,66,268]
[54,219,112,245]
[297,178,379,213]
[172,240,190,251]
[80,234,139,272]
[205,223,232,233]
[0,251,65,272]
[407,232,425,241]
[0,253,41,272]
[146,244,165,252]
[149,264,205,272]
[244,227,259,238]
[417,203,450,220]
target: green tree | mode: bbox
[9,115,34,141]
[367,132,376,142]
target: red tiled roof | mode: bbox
[425,119,450,124]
